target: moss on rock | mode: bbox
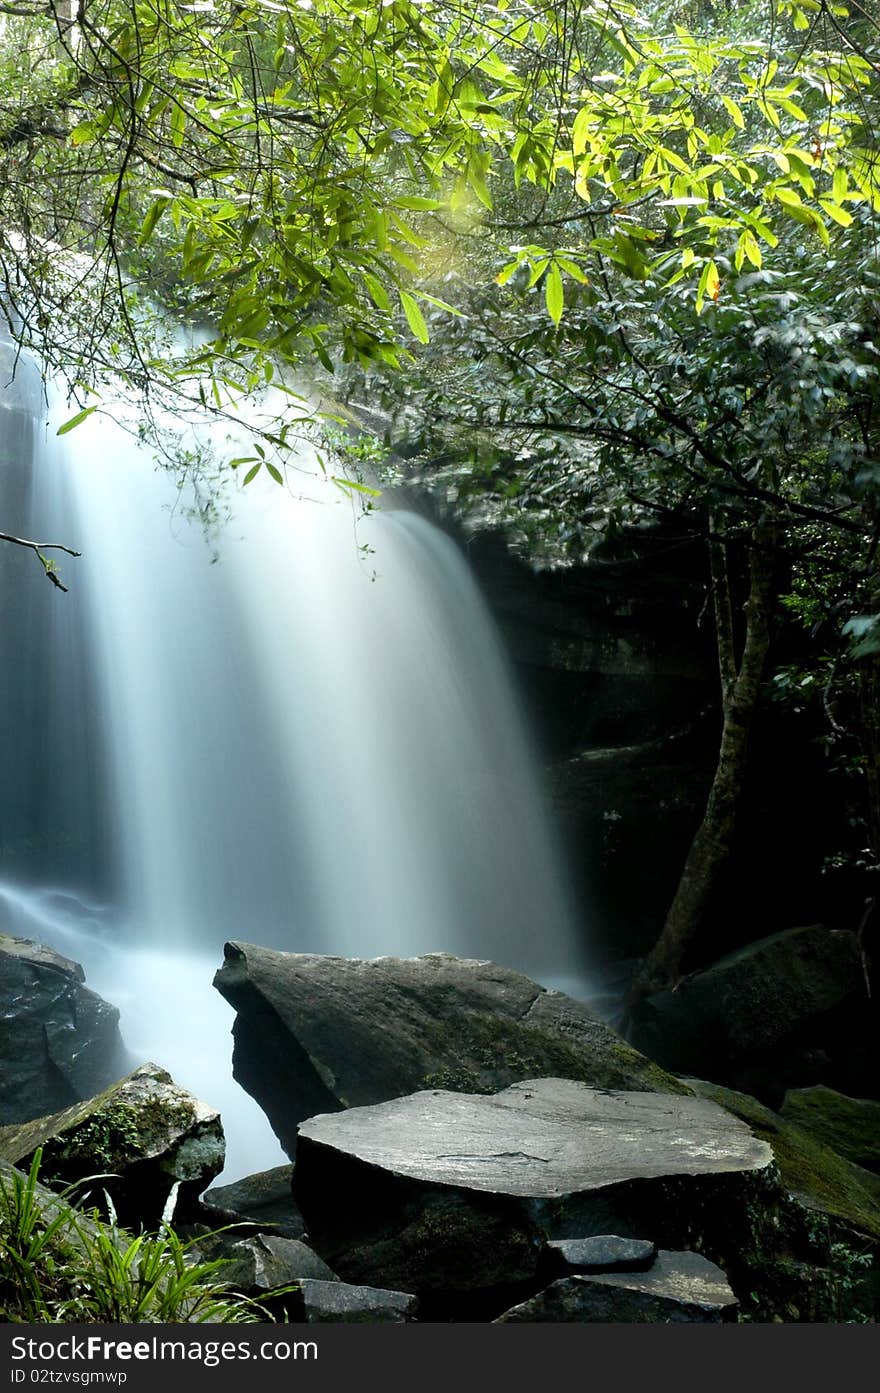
[686,1077,880,1322]
[780,1086,880,1176]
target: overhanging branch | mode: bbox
[0,530,81,590]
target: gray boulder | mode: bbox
[294,1078,773,1302]
[629,926,871,1104]
[213,945,686,1155]
[0,1062,224,1227]
[0,934,128,1124]
[200,1164,304,1239]
[496,1250,737,1323]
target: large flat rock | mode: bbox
[298,1079,772,1198]
[294,1078,773,1302]
[213,945,686,1155]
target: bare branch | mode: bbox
[0,530,81,591]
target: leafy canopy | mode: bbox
[0,0,875,434]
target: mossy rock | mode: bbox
[780,1087,880,1176]
[686,1077,880,1322]
[0,1063,225,1228]
[686,1078,880,1241]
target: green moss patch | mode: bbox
[688,1079,880,1243]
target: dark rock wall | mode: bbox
[422,506,858,969]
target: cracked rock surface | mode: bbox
[297,1079,772,1197]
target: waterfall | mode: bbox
[0,340,587,1178]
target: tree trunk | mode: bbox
[859,654,880,863]
[630,521,778,1000]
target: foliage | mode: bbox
[0,1150,264,1323]
[0,2,877,467]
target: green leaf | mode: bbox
[242,462,262,485]
[611,230,648,280]
[742,230,762,268]
[696,259,720,313]
[138,198,169,246]
[544,262,564,327]
[417,292,463,316]
[496,257,522,286]
[555,257,589,285]
[56,406,98,436]
[393,197,443,211]
[819,198,853,226]
[400,290,429,343]
[362,272,391,313]
[170,103,186,150]
[69,123,96,147]
[332,476,382,499]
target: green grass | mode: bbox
[0,1149,268,1323]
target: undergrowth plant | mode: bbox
[0,1150,266,1323]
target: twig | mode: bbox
[0,531,81,591]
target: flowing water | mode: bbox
[0,339,586,1178]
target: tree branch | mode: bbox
[0,531,81,591]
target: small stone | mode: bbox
[548,1235,657,1273]
[295,1279,417,1323]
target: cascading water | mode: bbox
[0,336,587,1178]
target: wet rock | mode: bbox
[292,1279,418,1323]
[294,1078,772,1300]
[780,1086,880,1175]
[221,1234,338,1301]
[0,1063,224,1227]
[200,1164,304,1239]
[213,945,687,1156]
[547,1235,657,1273]
[0,934,127,1125]
[495,1250,737,1323]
